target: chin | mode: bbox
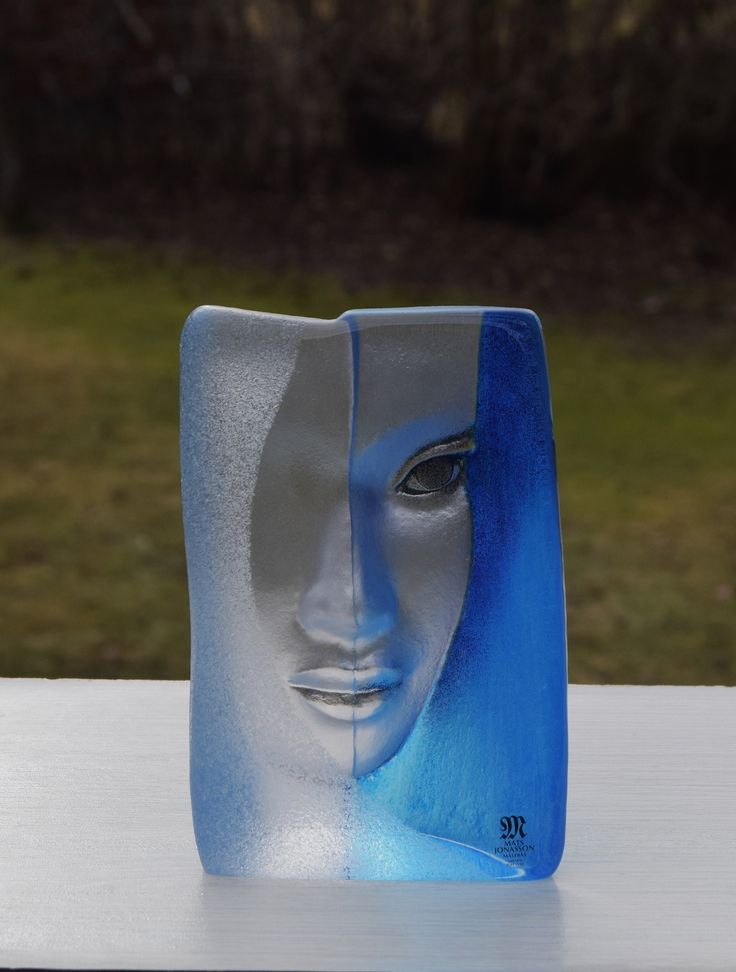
[297,705,414,779]
[351,746,400,778]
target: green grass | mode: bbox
[1,238,734,683]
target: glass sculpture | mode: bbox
[181,306,567,880]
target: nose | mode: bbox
[296,499,396,654]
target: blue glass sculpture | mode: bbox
[181,306,567,880]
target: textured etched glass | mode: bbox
[181,306,567,880]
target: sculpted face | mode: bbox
[185,304,568,881]
[250,317,481,776]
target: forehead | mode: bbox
[299,310,482,461]
[347,311,481,454]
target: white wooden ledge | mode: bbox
[0,680,734,972]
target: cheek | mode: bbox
[251,449,345,639]
[383,489,472,661]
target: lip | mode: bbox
[288,666,402,721]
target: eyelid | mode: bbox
[393,432,475,489]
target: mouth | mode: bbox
[287,666,402,721]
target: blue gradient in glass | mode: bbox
[351,309,567,879]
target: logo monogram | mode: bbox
[500,815,527,840]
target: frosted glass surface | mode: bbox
[180,306,567,880]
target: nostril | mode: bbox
[296,610,356,648]
[296,593,395,651]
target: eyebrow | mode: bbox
[393,429,475,486]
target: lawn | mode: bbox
[1,238,734,683]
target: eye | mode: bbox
[398,455,465,496]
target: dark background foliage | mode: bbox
[3,0,736,226]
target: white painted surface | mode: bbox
[0,680,734,971]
